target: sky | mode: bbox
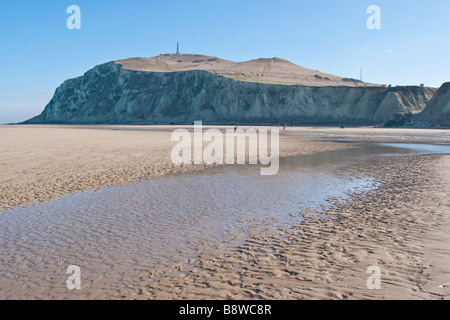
[0,0,449,124]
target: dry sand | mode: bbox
[1,125,449,300]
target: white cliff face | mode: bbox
[25,62,437,125]
[420,82,450,126]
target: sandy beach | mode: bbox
[1,125,449,300]
[2,125,449,213]
[0,125,355,212]
[129,153,450,300]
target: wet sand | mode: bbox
[128,153,450,300]
[1,125,450,300]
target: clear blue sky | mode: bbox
[1,0,449,123]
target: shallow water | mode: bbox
[0,142,449,299]
[380,143,450,155]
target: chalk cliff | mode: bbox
[24,56,437,125]
[419,82,450,126]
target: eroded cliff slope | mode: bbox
[419,82,450,126]
[25,58,437,125]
